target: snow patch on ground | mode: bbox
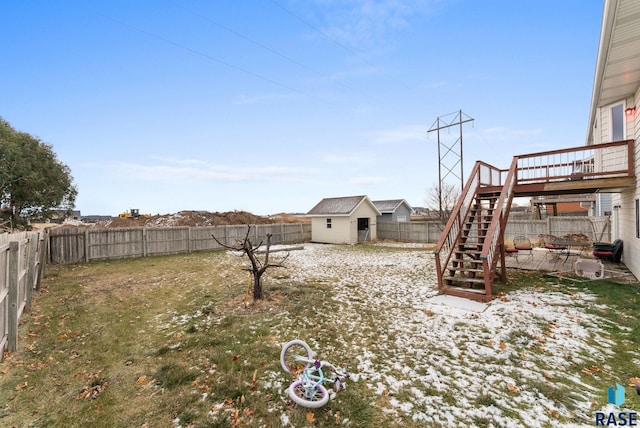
[273,243,613,426]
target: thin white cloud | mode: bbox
[312,0,438,50]
[322,153,374,164]
[418,81,449,90]
[89,159,317,183]
[348,176,385,185]
[367,124,426,145]
[231,92,297,105]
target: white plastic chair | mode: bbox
[574,258,604,279]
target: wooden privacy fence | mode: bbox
[0,231,47,360]
[377,221,443,243]
[377,216,611,245]
[504,216,611,245]
[49,223,312,264]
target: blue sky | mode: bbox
[1,0,603,216]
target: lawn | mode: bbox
[0,243,638,427]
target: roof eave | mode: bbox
[587,0,618,145]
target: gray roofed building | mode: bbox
[372,199,413,222]
[307,195,380,216]
[306,195,380,244]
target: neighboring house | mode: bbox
[372,199,413,223]
[586,0,640,278]
[307,195,381,244]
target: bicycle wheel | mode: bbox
[280,340,313,374]
[288,380,330,408]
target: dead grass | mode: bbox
[0,246,638,427]
[0,251,384,427]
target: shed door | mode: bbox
[357,218,370,242]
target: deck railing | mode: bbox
[434,161,503,292]
[513,139,634,184]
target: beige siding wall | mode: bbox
[596,95,635,144]
[350,201,377,242]
[309,201,378,244]
[610,88,640,278]
[310,216,352,244]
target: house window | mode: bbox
[636,199,639,239]
[611,103,624,141]
[326,218,332,229]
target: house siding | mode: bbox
[310,216,352,244]
[609,87,640,277]
[350,200,378,243]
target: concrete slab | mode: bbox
[427,295,488,313]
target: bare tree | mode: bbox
[425,181,461,221]
[212,225,288,300]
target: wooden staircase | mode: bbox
[434,159,518,302]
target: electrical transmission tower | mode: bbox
[428,110,474,219]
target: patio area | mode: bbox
[503,246,637,283]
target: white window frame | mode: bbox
[609,101,626,142]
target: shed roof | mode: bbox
[372,199,412,214]
[307,195,381,216]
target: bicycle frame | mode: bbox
[281,339,350,408]
[293,357,346,390]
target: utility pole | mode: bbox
[428,110,474,219]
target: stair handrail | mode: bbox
[434,161,502,289]
[480,156,519,274]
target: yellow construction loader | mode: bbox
[118,209,151,219]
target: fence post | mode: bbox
[35,231,48,291]
[8,241,19,352]
[188,227,192,253]
[25,235,38,312]
[143,228,148,257]
[84,229,90,262]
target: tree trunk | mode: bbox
[253,271,263,300]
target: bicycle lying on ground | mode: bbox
[280,339,350,408]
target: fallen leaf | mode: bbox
[629,376,640,387]
[507,383,519,393]
[244,407,255,416]
[0,366,9,375]
[135,375,147,385]
[381,389,388,396]
[499,341,507,350]
[249,369,258,389]
[543,372,554,379]
[306,412,315,423]
[335,411,341,425]
[487,340,493,346]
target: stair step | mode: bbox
[447,276,485,284]
[443,285,487,294]
[448,267,484,274]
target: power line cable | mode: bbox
[267,0,359,57]
[94,11,307,97]
[174,3,320,76]
[173,2,372,101]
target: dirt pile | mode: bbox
[101,210,309,228]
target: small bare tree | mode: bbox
[212,225,288,300]
[426,181,461,221]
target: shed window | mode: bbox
[326,218,332,229]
